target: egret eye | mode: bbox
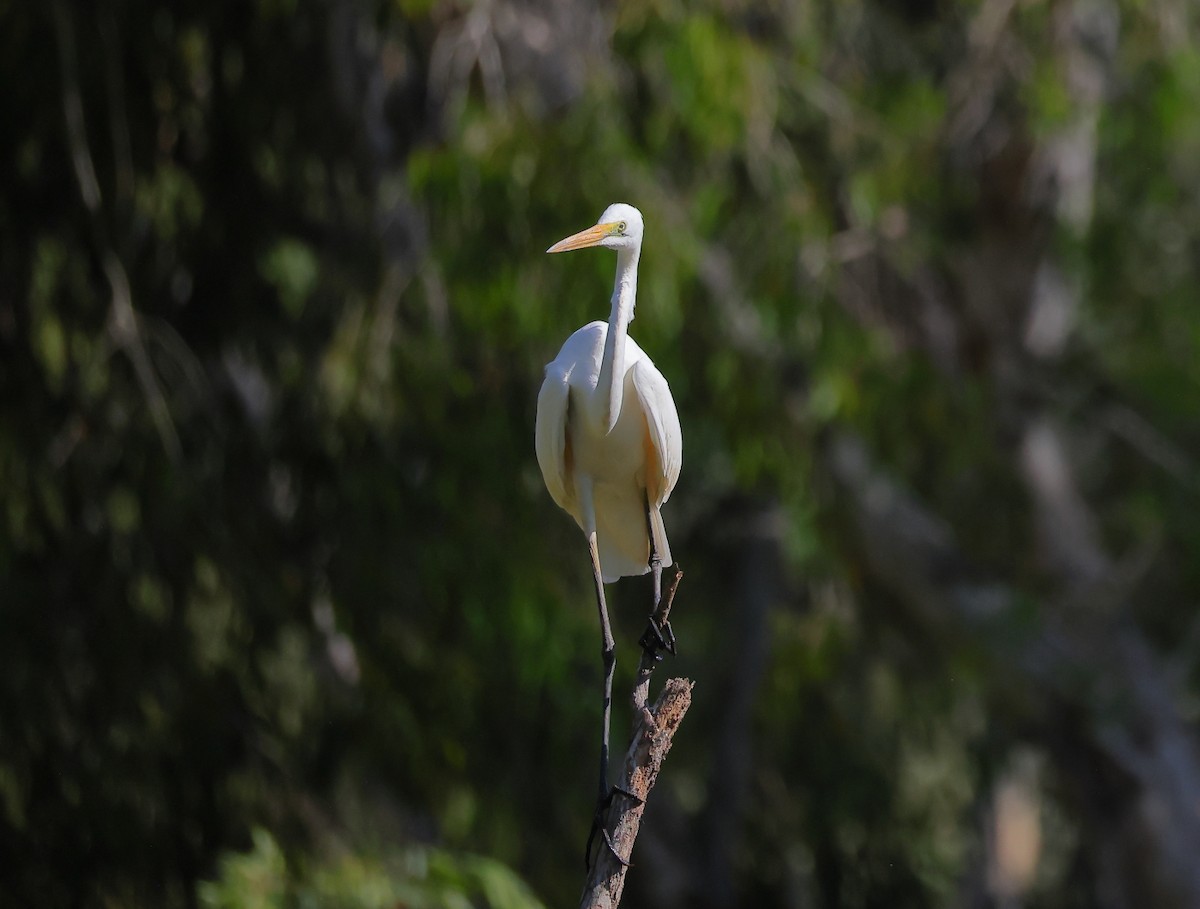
[618,221,627,234]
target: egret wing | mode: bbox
[534,363,575,514]
[632,358,682,506]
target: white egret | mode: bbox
[534,202,682,840]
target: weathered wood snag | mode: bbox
[579,569,693,909]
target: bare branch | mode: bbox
[51,0,101,213]
[632,568,684,725]
[52,0,182,462]
[104,253,183,461]
[580,567,691,909]
[580,676,693,909]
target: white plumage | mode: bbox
[534,203,682,584]
[535,203,682,836]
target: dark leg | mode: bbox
[585,803,610,871]
[583,530,627,869]
[587,531,615,802]
[645,493,663,611]
[585,785,642,870]
[638,496,675,660]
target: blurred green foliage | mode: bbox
[198,829,545,909]
[3,0,1200,906]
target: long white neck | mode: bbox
[594,247,639,435]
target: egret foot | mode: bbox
[638,616,676,661]
[585,786,643,870]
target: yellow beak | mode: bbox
[546,221,621,253]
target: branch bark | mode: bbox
[580,569,693,909]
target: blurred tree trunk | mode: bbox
[697,500,784,909]
[826,433,1200,908]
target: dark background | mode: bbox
[4,0,1200,907]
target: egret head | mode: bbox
[547,203,644,254]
